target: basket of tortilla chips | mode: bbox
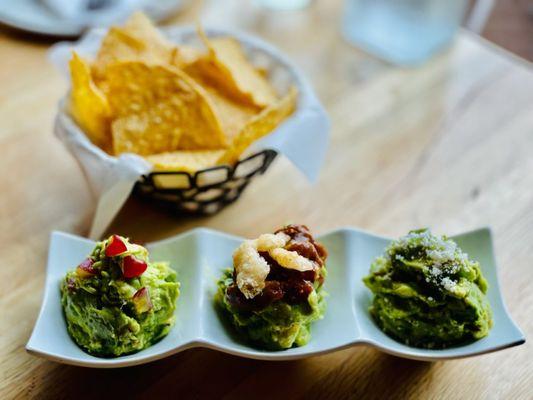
[51,13,327,216]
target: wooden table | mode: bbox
[1,1,532,399]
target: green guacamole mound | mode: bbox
[60,237,179,357]
[363,229,492,349]
[216,270,327,350]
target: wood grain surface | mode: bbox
[1,1,532,399]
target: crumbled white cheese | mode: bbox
[387,230,472,294]
[441,277,457,292]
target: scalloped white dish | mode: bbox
[26,227,525,368]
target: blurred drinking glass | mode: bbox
[342,0,484,66]
[255,0,312,11]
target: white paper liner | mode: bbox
[49,25,330,239]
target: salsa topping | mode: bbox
[216,224,328,350]
[227,224,327,311]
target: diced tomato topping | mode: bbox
[105,235,127,257]
[121,255,147,279]
[66,277,77,291]
[132,287,153,313]
[76,258,97,278]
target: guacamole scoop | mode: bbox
[363,229,492,349]
[216,225,327,350]
[60,235,179,357]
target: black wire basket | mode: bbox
[133,150,278,214]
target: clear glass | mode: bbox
[255,0,312,11]
[342,0,468,66]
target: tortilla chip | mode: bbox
[67,12,291,162]
[185,69,259,141]
[217,87,297,165]
[68,52,112,151]
[170,45,204,69]
[122,12,168,42]
[111,111,181,156]
[196,29,278,108]
[105,61,227,152]
[255,65,269,78]
[145,149,225,172]
[93,12,173,80]
[205,88,259,141]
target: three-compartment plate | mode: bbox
[26,227,525,368]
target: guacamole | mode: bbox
[216,269,326,349]
[60,235,179,357]
[363,229,492,349]
[216,225,328,350]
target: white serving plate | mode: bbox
[26,227,525,368]
[0,0,186,37]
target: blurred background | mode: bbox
[482,0,531,60]
[0,0,531,62]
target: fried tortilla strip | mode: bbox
[234,240,270,299]
[233,232,293,299]
[269,248,315,271]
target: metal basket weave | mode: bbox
[133,150,277,214]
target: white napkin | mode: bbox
[42,0,145,27]
[48,26,330,239]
